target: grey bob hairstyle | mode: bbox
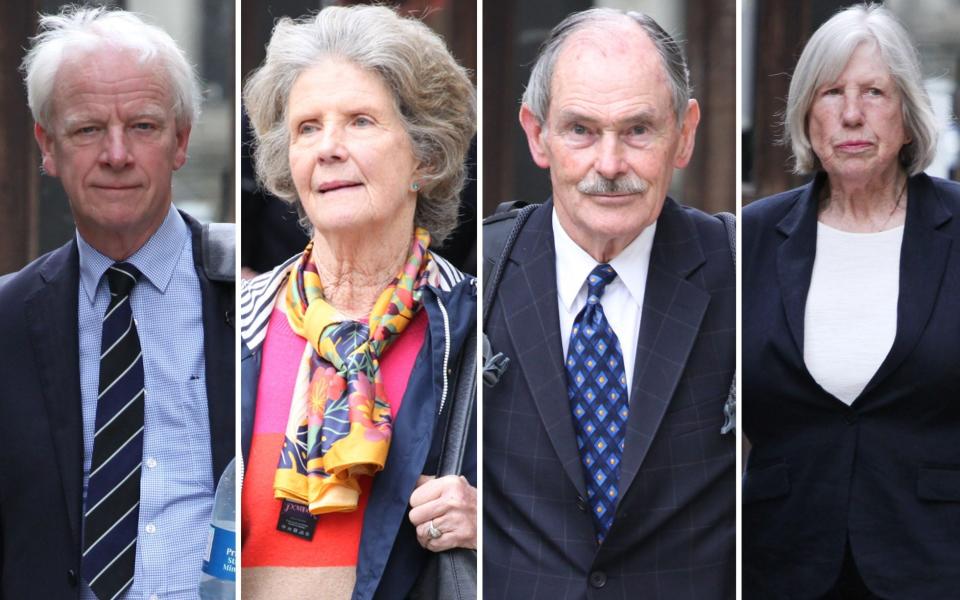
[243,5,476,246]
[784,3,937,176]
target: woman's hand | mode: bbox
[408,474,477,552]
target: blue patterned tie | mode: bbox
[82,263,144,600]
[565,264,629,543]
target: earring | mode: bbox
[411,182,421,192]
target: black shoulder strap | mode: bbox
[482,202,539,321]
[715,212,736,434]
[481,202,540,387]
[437,326,477,476]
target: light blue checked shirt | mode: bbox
[78,205,214,600]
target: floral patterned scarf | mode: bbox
[274,227,436,514]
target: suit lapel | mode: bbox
[776,178,820,359]
[618,199,710,497]
[862,174,952,396]
[499,202,588,497]
[25,242,84,546]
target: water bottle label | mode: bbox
[201,524,236,581]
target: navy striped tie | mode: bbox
[82,262,144,600]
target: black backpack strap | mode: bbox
[481,202,540,386]
[715,212,736,435]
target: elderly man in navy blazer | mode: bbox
[483,8,735,600]
[0,7,233,599]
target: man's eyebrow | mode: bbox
[555,109,659,127]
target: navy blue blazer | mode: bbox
[483,199,735,600]
[0,212,235,599]
[743,173,960,598]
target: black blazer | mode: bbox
[743,173,960,598]
[0,212,235,599]
[483,199,735,600]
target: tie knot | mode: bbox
[586,264,617,304]
[106,262,141,298]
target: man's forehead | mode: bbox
[547,23,671,117]
[555,23,663,79]
[51,50,175,118]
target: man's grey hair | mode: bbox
[243,5,476,246]
[20,5,202,130]
[522,8,692,126]
[784,3,937,175]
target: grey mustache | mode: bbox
[577,173,649,195]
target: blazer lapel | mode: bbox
[618,199,710,497]
[862,174,952,396]
[776,178,820,359]
[24,242,84,547]
[499,202,588,498]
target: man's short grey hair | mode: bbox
[243,5,476,246]
[20,5,202,130]
[784,3,937,176]
[522,8,691,126]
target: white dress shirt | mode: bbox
[554,208,656,400]
[804,222,903,404]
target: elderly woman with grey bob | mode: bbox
[238,6,477,599]
[743,3,960,598]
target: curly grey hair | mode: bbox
[244,5,476,245]
[21,4,201,130]
[522,8,692,126]
[784,3,937,175]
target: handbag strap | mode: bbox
[437,326,477,476]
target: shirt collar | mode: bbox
[552,206,657,311]
[78,204,191,304]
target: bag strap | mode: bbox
[715,212,736,435]
[437,326,477,476]
[481,202,540,386]
[201,222,236,282]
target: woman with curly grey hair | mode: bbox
[237,5,476,598]
[743,4,960,598]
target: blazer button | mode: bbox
[589,570,607,588]
[67,569,78,587]
[576,496,588,512]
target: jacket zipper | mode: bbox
[435,294,452,416]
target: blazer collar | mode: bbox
[28,241,84,546]
[618,198,710,499]
[865,173,951,398]
[498,200,589,496]
[775,172,953,403]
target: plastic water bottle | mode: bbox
[199,458,236,599]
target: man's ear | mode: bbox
[173,124,192,170]
[519,104,551,169]
[34,123,58,177]
[674,99,700,169]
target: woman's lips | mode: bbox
[317,180,361,193]
[836,141,873,152]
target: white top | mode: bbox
[804,222,903,404]
[554,208,656,400]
